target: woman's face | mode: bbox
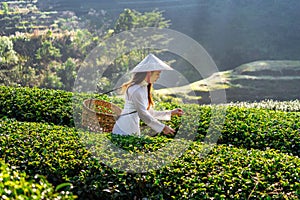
[149,71,161,83]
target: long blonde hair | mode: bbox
[121,72,154,110]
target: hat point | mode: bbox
[130,53,173,73]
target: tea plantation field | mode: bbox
[0,86,299,199]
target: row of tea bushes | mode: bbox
[0,118,91,185]
[223,99,300,112]
[162,104,300,156]
[208,106,300,156]
[0,86,109,127]
[0,119,299,199]
[1,86,299,128]
[0,86,74,126]
[0,159,76,200]
[0,86,299,156]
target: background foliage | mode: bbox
[0,1,170,92]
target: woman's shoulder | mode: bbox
[127,84,147,96]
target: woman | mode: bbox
[112,54,184,136]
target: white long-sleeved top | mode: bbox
[112,81,172,136]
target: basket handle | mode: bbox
[97,85,122,95]
[87,86,123,108]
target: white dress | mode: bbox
[112,81,172,136]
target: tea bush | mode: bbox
[0,86,74,126]
[0,159,76,200]
[148,143,300,199]
[212,106,300,156]
[0,119,299,199]
[0,119,91,184]
[224,99,300,112]
[0,86,109,127]
[167,104,300,156]
[0,86,299,156]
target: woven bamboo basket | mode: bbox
[82,99,122,132]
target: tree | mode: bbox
[97,9,171,92]
[1,2,9,15]
[113,8,170,34]
[0,36,19,68]
[57,58,79,91]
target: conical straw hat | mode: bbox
[130,53,174,73]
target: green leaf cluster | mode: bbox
[0,36,19,66]
[0,29,98,90]
[0,159,76,199]
[1,2,9,15]
[224,99,300,112]
[217,106,300,156]
[189,105,300,156]
[113,8,170,34]
[0,86,74,126]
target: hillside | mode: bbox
[156,60,300,104]
[36,0,300,71]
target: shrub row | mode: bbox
[224,99,300,112]
[1,86,299,156]
[0,86,74,126]
[1,86,299,128]
[206,106,300,156]
[0,159,76,200]
[162,104,300,156]
[0,86,110,127]
[0,119,299,199]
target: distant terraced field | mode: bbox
[156,60,300,104]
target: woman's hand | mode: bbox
[163,125,175,135]
[171,108,184,116]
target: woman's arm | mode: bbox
[149,108,184,120]
[148,109,172,121]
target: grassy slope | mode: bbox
[156,60,300,103]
